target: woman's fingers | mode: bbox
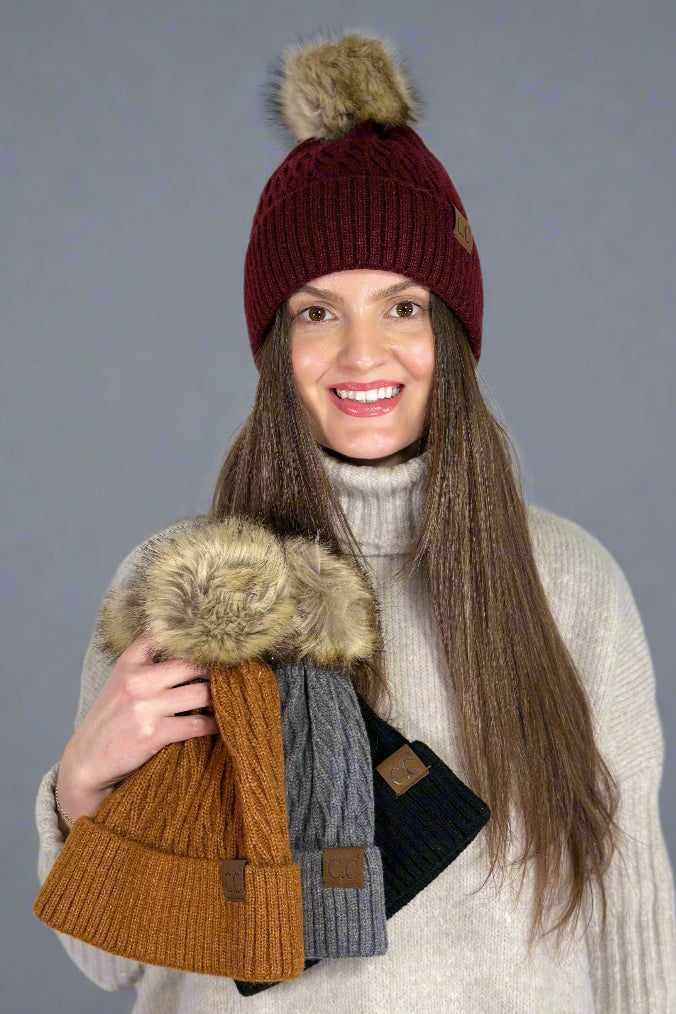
[163,713,220,744]
[120,633,208,694]
[58,630,219,823]
[154,657,210,690]
[162,679,213,716]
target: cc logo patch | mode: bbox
[322,847,365,889]
[376,744,430,796]
[221,859,247,902]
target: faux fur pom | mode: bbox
[95,517,297,666]
[264,29,422,144]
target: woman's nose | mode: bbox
[336,319,388,369]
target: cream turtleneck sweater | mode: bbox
[35,449,676,1013]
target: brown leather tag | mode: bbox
[322,847,365,889]
[376,744,430,796]
[453,207,474,254]
[221,859,247,902]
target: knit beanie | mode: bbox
[236,696,490,997]
[275,658,387,959]
[244,31,483,361]
[359,696,490,915]
[34,517,305,982]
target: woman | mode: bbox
[35,31,675,1012]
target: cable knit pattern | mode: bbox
[34,655,305,982]
[277,660,375,849]
[273,658,387,958]
[210,661,292,867]
[34,447,676,1012]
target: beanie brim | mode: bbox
[295,845,387,959]
[34,817,305,982]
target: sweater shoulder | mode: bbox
[526,503,623,590]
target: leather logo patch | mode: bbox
[221,859,247,902]
[322,847,365,889]
[376,744,430,796]
[453,207,474,254]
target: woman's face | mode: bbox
[288,269,435,466]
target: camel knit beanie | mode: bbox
[274,658,387,959]
[236,697,490,997]
[34,659,303,981]
[33,517,305,981]
[244,32,483,361]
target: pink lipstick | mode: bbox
[328,380,405,417]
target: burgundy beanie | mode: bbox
[243,32,483,361]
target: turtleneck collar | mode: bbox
[320,447,430,556]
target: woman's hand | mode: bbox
[55,631,219,829]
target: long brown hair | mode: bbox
[210,295,618,939]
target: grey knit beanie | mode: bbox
[274,657,387,959]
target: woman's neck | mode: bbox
[319,444,430,556]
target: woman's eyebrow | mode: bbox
[291,279,428,304]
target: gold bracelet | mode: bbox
[54,782,74,827]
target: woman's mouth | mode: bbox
[328,384,404,416]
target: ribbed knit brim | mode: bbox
[34,816,304,981]
[33,816,304,981]
[296,845,387,959]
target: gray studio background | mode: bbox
[2,2,674,1011]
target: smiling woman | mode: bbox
[288,270,436,466]
[33,27,675,1014]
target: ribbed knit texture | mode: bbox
[243,121,483,360]
[271,658,386,959]
[34,659,304,982]
[35,448,676,1011]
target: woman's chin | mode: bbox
[320,436,427,467]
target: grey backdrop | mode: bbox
[2,2,674,1011]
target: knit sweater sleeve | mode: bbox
[34,534,167,992]
[584,565,676,1011]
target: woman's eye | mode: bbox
[390,300,421,318]
[298,305,333,322]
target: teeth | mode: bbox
[334,385,402,402]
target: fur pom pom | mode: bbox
[140,517,296,665]
[96,517,297,666]
[264,29,422,144]
[284,536,379,665]
[95,586,148,661]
